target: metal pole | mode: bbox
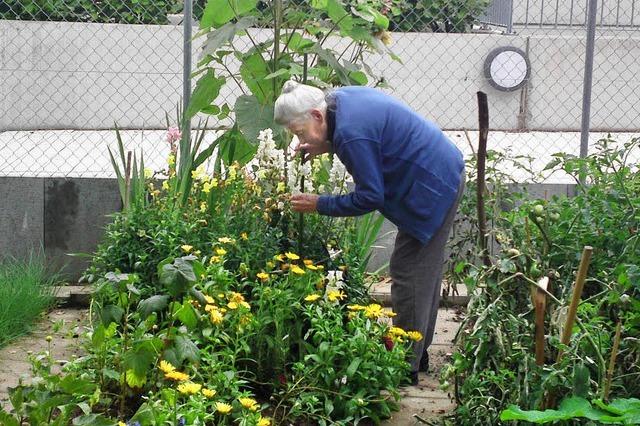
[183,0,193,139]
[507,0,514,34]
[579,0,598,160]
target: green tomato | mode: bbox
[550,212,560,222]
[533,204,545,216]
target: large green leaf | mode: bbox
[175,335,199,363]
[159,257,197,298]
[123,339,161,376]
[217,126,257,167]
[500,397,620,423]
[239,52,274,104]
[234,94,280,144]
[200,16,256,57]
[326,0,353,32]
[185,69,225,120]
[138,295,170,319]
[72,414,114,426]
[200,0,258,30]
[312,47,352,85]
[174,301,198,329]
[59,376,97,396]
[0,411,19,426]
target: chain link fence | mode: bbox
[1,0,639,180]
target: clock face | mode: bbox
[484,47,530,92]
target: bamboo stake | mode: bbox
[534,276,549,366]
[556,246,593,363]
[124,151,132,210]
[603,321,622,400]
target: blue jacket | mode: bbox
[316,86,464,245]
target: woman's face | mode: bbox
[288,109,328,150]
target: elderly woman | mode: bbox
[274,80,465,386]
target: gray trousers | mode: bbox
[390,175,464,372]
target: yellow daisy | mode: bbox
[290,265,306,275]
[164,370,189,382]
[347,304,366,311]
[158,360,175,374]
[216,402,233,415]
[202,388,216,398]
[204,295,215,304]
[303,259,314,266]
[305,294,321,302]
[228,301,238,310]
[364,303,384,319]
[181,244,193,253]
[241,232,249,240]
[257,417,271,426]
[210,309,224,325]
[306,264,318,270]
[215,248,227,256]
[177,382,202,395]
[327,290,346,302]
[407,331,423,342]
[285,252,300,260]
[239,397,259,411]
[218,237,235,244]
[389,326,407,337]
[256,272,270,281]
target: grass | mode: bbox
[0,252,58,348]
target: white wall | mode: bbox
[1,20,639,132]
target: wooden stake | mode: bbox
[603,321,622,400]
[534,276,549,366]
[476,91,491,267]
[556,246,593,363]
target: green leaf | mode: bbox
[185,69,225,119]
[123,339,161,376]
[285,32,315,53]
[346,357,362,377]
[311,0,327,8]
[138,295,170,319]
[175,302,198,329]
[573,362,590,398]
[0,411,19,426]
[59,376,97,395]
[239,52,274,103]
[348,70,368,85]
[99,304,124,325]
[200,16,256,56]
[234,94,281,144]
[312,47,351,85]
[217,126,257,167]
[175,335,199,363]
[326,0,353,32]
[200,0,258,30]
[72,414,114,426]
[159,257,197,298]
[125,368,147,388]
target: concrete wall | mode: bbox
[1,20,639,133]
[1,176,575,281]
[512,0,640,27]
[0,177,121,279]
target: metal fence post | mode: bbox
[183,0,193,138]
[580,0,598,160]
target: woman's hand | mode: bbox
[290,193,319,213]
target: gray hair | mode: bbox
[274,80,327,126]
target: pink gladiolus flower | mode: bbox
[167,127,182,144]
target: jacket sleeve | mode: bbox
[316,138,384,217]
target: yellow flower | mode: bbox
[229,292,245,303]
[209,309,224,325]
[159,360,176,374]
[202,388,216,398]
[162,181,170,191]
[306,264,318,270]
[241,232,248,240]
[177,382,202,395]
[167,154,176,166]
[290,265,305,275]
[204,295,215,304]
[181,244,193,253]
[118,422,127,426]
[303,259,314,266]
[228,301,238,310]
[240,301,251,310]
[386,311,397,317]
[276,181,286,193]
[215,402,233,415]
[218,237,235,244]
[209,256,221,264]
[199,201,207,212]
[285,252,300,260]
[347,304,365,311]
[239,397,259,411]
[364,303,384,319]
[389,326,407,337]
[274,254,285,262]
[257,272,270,282]
[257,417,271,426]
[305,294,321,302]
[228,164,238,180]
[327,290,346,302]
[266,261,275,269]
[407,331,423,342]
[144,168,153,179]
[215,248,227,256]
[317,265,324,270]
[164,370,189,382]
